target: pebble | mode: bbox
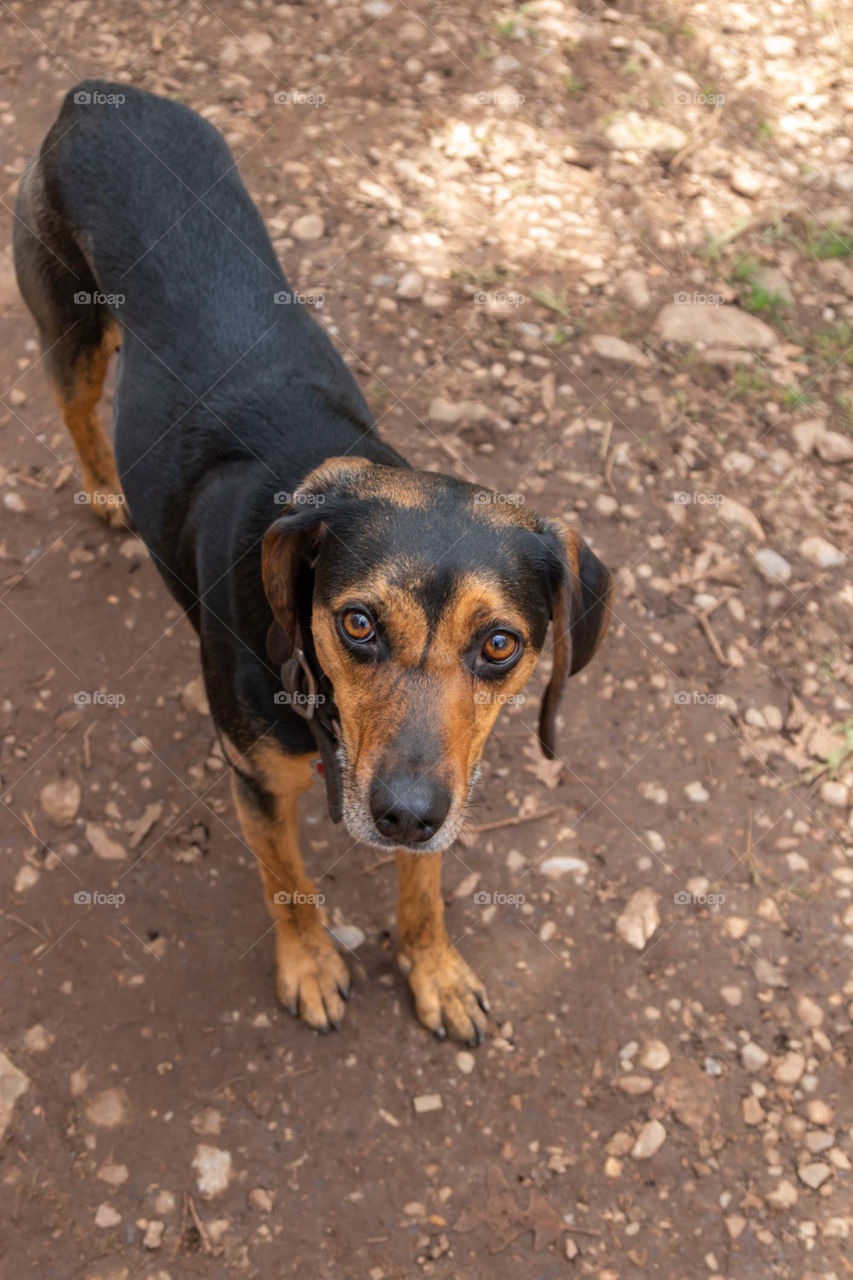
[631,1119,666,1159]
[605,114,687,154]
[639,1039,671,1071]
[142,1220,165,1249]
[94,1204,122,1228]
[766,1179,798,1209]
[753,549,792,584]
[396,270,424,299]
[85,824,127,862]
[644,830,665,854]
[742,1095,765,1125]
[538,855,589,879]
[330,924,366,950]
[456,1052,476,1075]
[85,1089,128,1128]
[0,1050,30,1141]
[192,1145,232,1197]
[97,1162,128,1186]
[729,167,763,198]
[248,1187,273,1212]
[615,888,660,950]
[798,1162,832,1189]
[619,269,651,310]
[594,493,619,517]
[23,1024,53,1052]
[820,779,849,808]
[773,1051,806,1084]
[589,334,647,365]
[684,780,709,803]
[413,1093,443,1114]
[806,1099,833,1125]
[181,677,210,716]
[721,985,743,1007]
[654,302,777,349]
[290,213,325,241]
[618,1074,654,1094]
[3,491,27,513]
[39,778,81,826]
[800,535,845,569]
[741,1042,769,1071]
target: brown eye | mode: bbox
[482,631,519,664]
[340,609,374,643]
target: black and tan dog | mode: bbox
[14,82,612,1044]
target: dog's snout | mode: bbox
[369,772,451,845]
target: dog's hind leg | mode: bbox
[13,159,127,527]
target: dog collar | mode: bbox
[273,623,344,824]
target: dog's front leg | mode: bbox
[396,851,488,1046]
[232,749,349,1032]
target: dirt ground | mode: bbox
[2,1,853,1277]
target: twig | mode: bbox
[186,1193,213,1255]
[466,805,563,834]
[674,599,728,666]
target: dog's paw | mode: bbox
[275,922,350,1033]
[399,944,489,1046]
[81,472,131,529]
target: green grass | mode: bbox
[564,74,584,98]
[807,224,853,259]
[813,319,853,367]
[529,285,569,316]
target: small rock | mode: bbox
[820,779,849,808]
[729,167,763,198]
[142,1220,164,1249]
[85,1088,128,1128]
[763,34,796,56]
[428,396,461,425]
[413,1093,442,1114]
[806,1099,833,1125]
[396,270,424,299]
[721,985,743,1006]
[766,1179,799,1209]
[290,213,325,241]
[618,1074,654,1094]
[631,1119,666,1160]
[248,1187,273,1212]
[718,497,765,542]
[741,1042,769,1072]
[615,888,660,951]
[330,923,366,950]
[605,113,687,154]
[14,865,40,893]
[655,302,777,349]
[23,1023,54,1052]
[800,535,845,569]
[85,824,127,862]
[589,334,647,365]
[639,1039,671,1071]
[774,1051,806,1085]
[456,1052,476,1075]
[753,548,791,584]
[797,995,823,1029]
[684,780,709,803]
[619,269,651,310]
[538,855,589,879]
[742,1095,765,1125]
[0,1050,30,1141]
[94,1203,122,1229]
[798,1162,832,1190]
[181,677,210,716]
[726,1213,747,1239]
[192,1145,232,1197]
[3,491,27,513]
[39,778,81,826]
[97,1162,129,1186]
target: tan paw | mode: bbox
[275,922,350,1033]
[399,944,489,1045]
[80,476,130,528]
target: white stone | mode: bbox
[800,536,845,569]
[589,334,647,365]
[290,213,325,241]
[396,270,424,299]
[615,888,660,950]
[192,1144,232,1197]
[631,1119,666,1159]
[655,303,776,349]
[538,855,589,879]
[753,549,791,584]
[729,167,763,198]
[605,114,687,154]
[684,780,709,803]
[39,778,81,826]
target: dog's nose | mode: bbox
[369,773,451,845]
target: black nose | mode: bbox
[369,773,452,845]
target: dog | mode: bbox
[13,81,613,1045]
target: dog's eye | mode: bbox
[482,631,519,665]
[340,609,375,644]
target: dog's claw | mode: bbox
[434,1025,447,1041]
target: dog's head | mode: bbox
[263,458,612,852]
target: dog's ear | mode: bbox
[538,524,613,760]
[262,457,374,659]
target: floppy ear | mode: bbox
[538,525,613,760]
[261,457,374,663]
